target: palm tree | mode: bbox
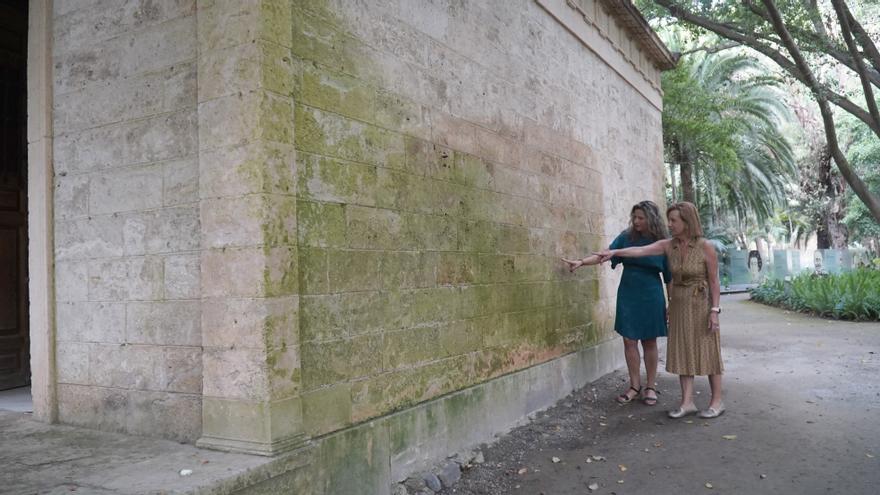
[662,49,796,230]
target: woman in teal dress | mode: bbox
[563,201,671,405]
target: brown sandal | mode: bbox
[617,386,641,404]
[642,387,658,406]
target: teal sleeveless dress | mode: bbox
[610,231,671,340]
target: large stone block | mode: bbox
[293,104,405,170]
[301,335,383,389]
[54,0,193,45]
[302,383,352,435]
[199,396,305,455]
[198,40,293,102]
[57,383,130,435]
[55,342,91,385]
[54,260,90,302]
[326,249,383,293]
[201,396,270,446]
[89,164,164,215]
[161,346,203,394]
[164,253,200,300]
[200,141,296,198]
[349,357,468,424]
[89,343,167,391]
[201,247,267,298]
[298,247,329,295]
[126,301,201,347]
[296,152,378,206]
[267,341,301,399]
[290,4,357,71]
[299,63,377,123]
[344,205,404,251]
[299,294,347,343]
[202,295,298,350]
[434,252,477,286]
[163,157,199,206]
[54,62,197,132]
[296,200,346,248]
[264,245,298,297]
[54,9,196,91]
[198,92,293,151]
[126,390,202,443]
[87,256,165,301]
[399,212,458,251]
[197,92,262,150]
[381,251,435,290]
[381,327,437,370]
[262,195,298,247]
[56,301,126,343]
[55,214,125,261]
[54,173,89,219]
[437,320,481,358]
[312,421,391,495]
[203,347,269,401]
[201,195,268,249]
[198,0,291,51]
[54,110,197,175]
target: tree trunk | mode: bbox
[680,159,696,205]
[814,144,849,249]
[670,139,695,204]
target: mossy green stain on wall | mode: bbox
[289,0,607,439]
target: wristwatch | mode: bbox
[710,306,722,314]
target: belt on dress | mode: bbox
[673,279,708,298]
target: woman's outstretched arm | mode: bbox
[561,254,602,272]
[595,239,669,261]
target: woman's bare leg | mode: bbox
[679,375,695,408]
[620,338,642,400]
[708,374,723,409]
[641,338,658,401]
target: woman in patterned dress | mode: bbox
[562,201,671,407]
[596,202,725,419]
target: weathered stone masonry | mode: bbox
[38,0,672,491]
[52,0,202,441]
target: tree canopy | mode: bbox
[662,48,795,225]
[638,0,880,223]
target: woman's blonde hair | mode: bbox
[667,201,703,238]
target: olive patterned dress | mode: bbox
[665,237,724,376]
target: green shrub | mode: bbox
[750,268,880,321]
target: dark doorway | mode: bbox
[0,0,29,391]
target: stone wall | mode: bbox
[51,1,202,442]
[292,0,665,439]
[44,0,668,460]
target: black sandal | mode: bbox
[642,387,658,406]
[617,386,641,404]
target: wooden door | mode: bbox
[0,0,29,390]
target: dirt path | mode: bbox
[440,293,880,495]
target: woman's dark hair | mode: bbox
[628,200,669,241]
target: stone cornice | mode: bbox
[536,0,671,109]
[597,0,677,71]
